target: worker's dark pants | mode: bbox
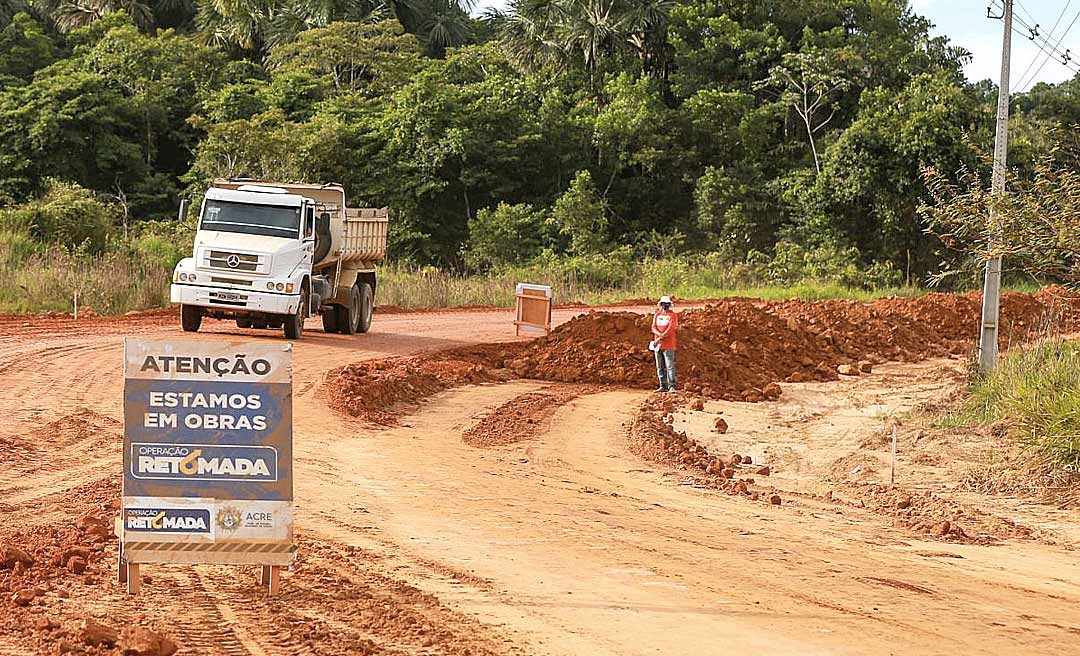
[654,349,676,390]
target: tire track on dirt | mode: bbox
[152,569,266,656]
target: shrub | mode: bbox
[463,202,547,271]
[0,180,114,253]
[127,218,196,270]
[749,241,902,289]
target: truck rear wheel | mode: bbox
[321,306,339,333]
[337,286,361,335]
[357,282,373,334]
[236,318,252,329]
[284,289,307,340]
[180,305,202,332]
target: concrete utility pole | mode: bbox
[979,0,1013,373]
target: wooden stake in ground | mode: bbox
[891,425,897,485]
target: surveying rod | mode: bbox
[978,0,1012,373]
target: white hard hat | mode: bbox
[659,296,672,305]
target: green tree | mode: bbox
[0,13,58,84]
[757,42,853,173]
[549,169,607,255]
[463,201,547,270]
[267,20,422,96]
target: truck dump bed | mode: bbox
[338,208,388,266]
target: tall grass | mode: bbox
[0,236,170,314]
[376,260,922,309]
[945,338,1080,471]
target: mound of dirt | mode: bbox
[324,344,518,424]
[831,482,1039,544]
[504,288,1080,400]
[627,395,774,503]
[462,387,585,448]
[326,288,1080,422]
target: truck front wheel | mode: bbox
[180,305,202,332]
[284,289,307,340]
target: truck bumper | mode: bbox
[171,284,299,316]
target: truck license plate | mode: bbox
[216,292,241,301]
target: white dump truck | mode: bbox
[170,179,388,339]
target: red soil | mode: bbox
[327,287,1080,421]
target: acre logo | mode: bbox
[125,508,211,534]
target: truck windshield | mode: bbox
[201,200,300,238]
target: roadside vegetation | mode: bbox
[3,1,1080,314]
[378,246,920,310]
[942,338,1080,483]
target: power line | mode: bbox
[1013,0,1071,89]
[1018,4,1080,90]
[1014,0,1040,29]
[988,0,1080,85]
[991,1,1078,68]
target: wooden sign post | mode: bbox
[118,339,295,595]
[514,283,552,336]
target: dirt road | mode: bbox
[1,308,1078,655]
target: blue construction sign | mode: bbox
[121,339,295,565]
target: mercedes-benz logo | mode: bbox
[226,255,241,268]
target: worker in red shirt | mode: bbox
[650,296,677,392]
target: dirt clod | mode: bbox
[769,494,782,506]
[119,626,178,656]
[755,466,771,476]
[80,618,119,647]
[838,364,860,376]
[859,361,873,374]
[1,543,34,569]
[690,399,705,411]
[33,616,58,631]
[67,557,87,574]
[11,589,35,606]
[713,418,729,434]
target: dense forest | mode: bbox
[2,0,1080,291]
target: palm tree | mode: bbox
[29,0,194,32]
[499,0,673,79]
[499,0,569,71]
[194,0,471,58]
[413,0,471,57]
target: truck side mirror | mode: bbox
[179,198,190,222]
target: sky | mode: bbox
[914,0,1080,91]
[473,0,1080,92]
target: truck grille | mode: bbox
[202,250,265,274]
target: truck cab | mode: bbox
[171,181,387,340]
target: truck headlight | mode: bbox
[276,282,285,291]
[267,282,275,291]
